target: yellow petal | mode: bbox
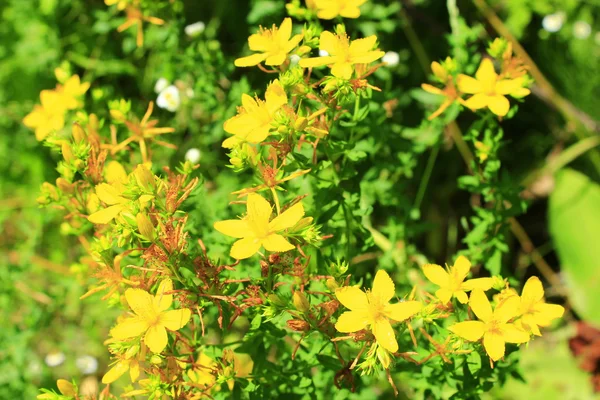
[319,31,338,55]
[335,310,369,332]
[521,276,544,307]
[351,50,385,64]
[501,323,530,343]
[475,58,497,86]
[431,61,447,81]
[265,52,287,66]
[435,288,453,304]
[246,193,272,227]
[372,318,398,353]
[95,183,126,205]
[487,95,510,117]
[494,295,520,323]
[469,289,492,323]
[453,255,471,280]
[265,80,288,114]
[421,83,444,95]
[125,288,155,318]
[230,237,262,259]
[214,219,250,239]
[262,233,295,252]
[278,18,292,42]
[464,93,490,110]
[88,204,124,224]
[457,74,483,94]
[496,78,524,95]
[519,315,541,336]
[102,361,129,384]
[245,123,272,144]
[129,360,140,382]
[234,53,269,67]
[161,308,191,331]
[224,113,255,136]
[462,277,494,291]
[371,270,395,304]
[331,62,354,79]
[448,321,485,341]
[455,290,469,304]
[422,264,449,286]
[285,34,304,53]
[483,331,505,361]
[105,161,128,183]
[340,5,361,18]
[145,325,168,353]
[299,56,336,69]
[335,286,368,311]
[248,33,270,52]
[269,202,304,231]
[385,301,422,322]
[111,317,148,340]
[534,303,564,327]
[349,36,377,55]
[154,279,173,311]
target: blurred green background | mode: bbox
[1,0,599,398]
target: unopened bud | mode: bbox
[42,182,59,201]
[287,319,310,332]
[125,345,140,359]
[326,278,339,291]
[492,276,507,291]
[134,165,155,191]
[72,123,86,142]
[110,109,125,122]
[294,117,308,131]
[293,292,310,313]
[61,142,74,163]
[277,125,289,134]
[376,346,392,369]
[150,355,163,365]
[136,213,154,241]
[56,177,74,193]
[57,379,77,396]
[268,294,285,307]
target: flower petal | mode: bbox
[277,18,292,42]
[435,288,453,304]
[335,310,369,333]
[125,288,156,318]
[483,331,505,361]
[230,237,262,260]
[469,289,492,323]
[95,183,126,205]
[448,321,485,341]
[214,219,250,239]
[421,83,444,95]
[495,77,524,95]
[335,286,368,311]
[494,295,520,323]
[453,255,471,281]
[464,93,489,110]
[154,278,173,312]
[373,318,398,353]
[129,360,140,382]
[111,317,148,340]
[246,193,272,228]
[457,74,483,94]
[501,323,530,343]
[319,31,338,55]
[88,204,124,224]
[331,63,354,79]
[475,58,497,85]
[161,308,191,331]
[521,276,544,307]
[234,53,269,67]
[262,234,295,252]
[102,360,129,384]
[455,290,469,304]
[269,202,304,231]
[487,95,510,117]
[385,301,422,322]
[462,278,494,291]
[248,33,270,52]
[372,270,395,304]
[349,36,377,55]
[299,56,336,69]
[534,303,564,327]
[265,80,288,114]
[145,325,168,353]
[422,264,449,287]
[265,52,287,66]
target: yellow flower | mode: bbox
[102,347,141,384]
[105,0,129,10]
[457,58,530,117]
[516,276,564,336]
[56,75,90,110]
[313,0,367,19]
[214,193,304,260]
[110,278,191,353]
[422,255,493,304]
[87,180,129,224]
[334,270,422,352]
[421,61,463,120]
[234,18,303,67]
[22,90,66,141]
[117,5,165,47]
[449,289,530,361]
[222,80,287,148]
[187,353,216,389]
[299,31,385,79]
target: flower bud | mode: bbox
[268,294,285,307]
[293,292,310,313]
[72,123,86,142]
[56,178,74,193]
[150,355,163,365]
[61,142,74,163]
[57,379,77,396]
[287,319,310,332]
[294,117,308,131]
[41,182,59,201]
[326,278,339,291]
[125,345,140,359]
[136,213,155,241]
[134,164,155,191]
[376,346,392,369]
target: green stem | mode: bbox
[413,143,440,212]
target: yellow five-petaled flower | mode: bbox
[110,279,191,354]
[449,289,530,362]
[457,58,530,117]
[299,31,384,79]
[423,255,493,304]
[334,270,422,353]
[516,276,564,336]
[235,18,303,67]
[313,0,367,20]
[214,193,305,260]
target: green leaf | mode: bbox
[549,169,600,324]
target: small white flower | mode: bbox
[185,21,206,37]
[44,351,66,367]
[185,148,202,164]
[319,49,329,57]
[289,54,301,67]
[154,78,169,94]
[76,355,99,374]
[382,51,400,67]
[156,85,181,112]
[573,21,592,39]
[542,12,565,33]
